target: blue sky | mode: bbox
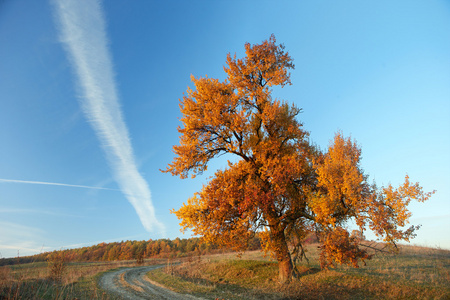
[0,0,449,258]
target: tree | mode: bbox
[163,35,434,283]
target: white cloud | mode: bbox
[0,178,118,191]
[52,0,164,234]
[0,207,82,218]
[0,222,51,258]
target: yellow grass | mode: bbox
[147,243,450,299]
[2,244,448,299]
[0,259,146,299]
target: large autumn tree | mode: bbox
[163,35,434,283]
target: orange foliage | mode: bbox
[366,175,434,246]
[164,36,434,282]
[312,132,368,227]
[319,227,371,269]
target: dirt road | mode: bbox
[98,265,202,300]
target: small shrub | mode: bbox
[47,251,67,283]
[136,252,144,265]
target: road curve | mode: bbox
[98,265,202,300]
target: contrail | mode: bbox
[52,0,164,233]
[0,178,118,191]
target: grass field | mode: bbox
[147,243,450,299]
[0,259,139,299]
[1,243,448,299]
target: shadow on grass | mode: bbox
[180,271,383,300]
[284,280,382,300]
[170,267,327,299]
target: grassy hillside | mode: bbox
[1,242,448,299]
[147,243,450,299]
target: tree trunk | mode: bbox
[278,254,294,284]
[271,226,294,283]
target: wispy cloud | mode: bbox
[0,221,51,258]
[0,206,82,218]
[52,0,164,233]
[0,178,118,191]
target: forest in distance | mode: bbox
[0,233,275,267]
[1,233,448,299]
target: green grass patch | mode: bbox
[147,268,214,294]
[147,245,450,299]
[147,259,286,299]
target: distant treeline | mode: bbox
[0,236,262,266]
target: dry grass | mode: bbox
[147,243,450,299]
[2,244,448,299]
[0,259,154,299]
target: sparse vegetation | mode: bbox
[0,259,143,299]
[147,243,450,299]
[1,240,448,299]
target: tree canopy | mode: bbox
[163,35,434,283]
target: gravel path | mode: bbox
[98,265,202,300]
